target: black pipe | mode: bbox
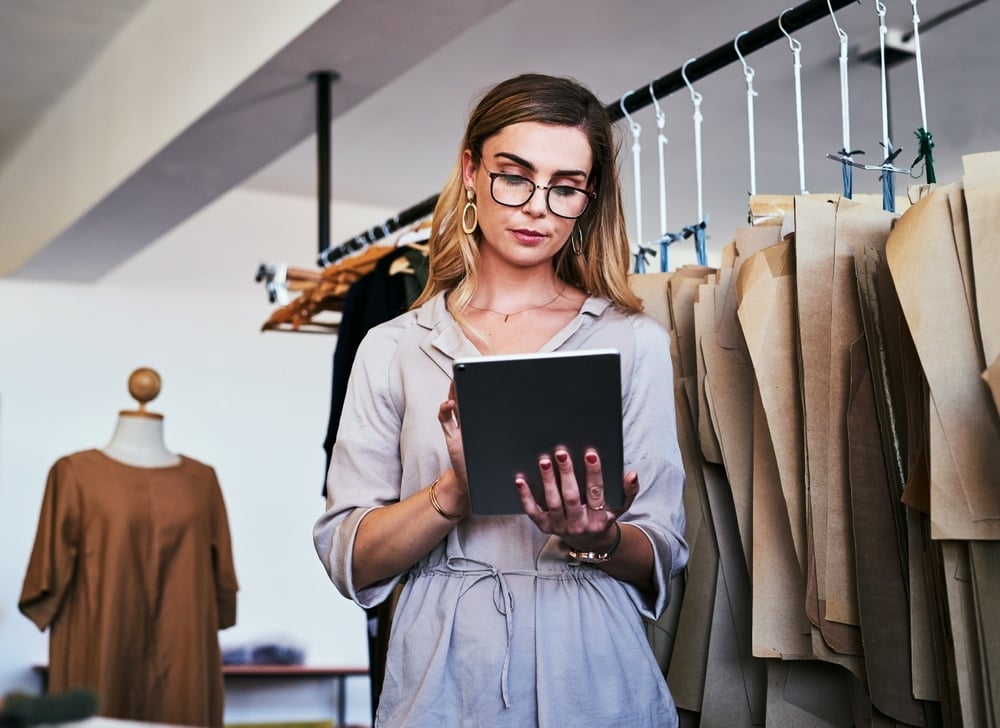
[310,71,339,257]
[612,0,859,121]
[324,0,861,264]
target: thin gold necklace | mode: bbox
[468,285,566,323]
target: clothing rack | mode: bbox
[320,0,858,267]
[317,194,440,267]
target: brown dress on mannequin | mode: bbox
[19,449,238,727]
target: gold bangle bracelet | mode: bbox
[567,521,623,564]
[428,477,464,521]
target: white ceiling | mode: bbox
[0,0,149,165]
[2,0,998,279]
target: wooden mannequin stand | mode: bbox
[125,367,163,419]
[102,367,181,468]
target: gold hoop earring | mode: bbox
[461,188,478,235]
[571,227,584,255]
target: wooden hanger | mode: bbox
[261,244,398,333]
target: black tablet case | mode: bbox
[452,349,624,516]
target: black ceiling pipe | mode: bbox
[310,70,340,259]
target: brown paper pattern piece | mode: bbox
[886,184,1000,530]
[736,241,807,576]
[968,540,1000,727]
[985,353,1000,419]
[701,462,767,726]
[666,384,718,712]
[907,509,939,702]
[751,387,811,659]
[847,336,927,726]
[963,151,1000,365]
[695,284,723,464]
[940,541,989,728]
[702,334,754,575]
[825,199,897,626]
[719,227,780,351]
[793,196,838,621]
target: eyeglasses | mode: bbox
[484,169,596,219]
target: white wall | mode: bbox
[0,187,396,725]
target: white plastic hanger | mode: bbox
[649,82,669,248]
[779,7,809,194]
[824,0,858,197]
[734,30,759,197]
[682,58,708,266]
[620,91,644,251]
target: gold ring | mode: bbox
[587,503,606,511]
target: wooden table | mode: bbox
[32,665,370,727]
[221,665,369,726]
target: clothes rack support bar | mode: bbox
[318,194,440,267]
[329,0,859,263]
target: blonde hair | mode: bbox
[412,74,642,325]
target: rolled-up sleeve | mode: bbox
[313,325,406,609]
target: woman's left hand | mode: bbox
[515,447,639,552]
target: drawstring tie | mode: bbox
[445,556,539,708]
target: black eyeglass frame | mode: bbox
[484,169,597,220]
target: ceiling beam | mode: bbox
[4,0,508,281]
[0,0,344,279]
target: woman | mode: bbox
[314,74,688,727]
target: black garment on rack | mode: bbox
[320,244,428,723]
[323,245,428,495]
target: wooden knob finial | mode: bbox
[122,367,163,419]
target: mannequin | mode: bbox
[102,367,181,467]
[20,364,238,727]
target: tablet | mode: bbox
[452,348,624,516]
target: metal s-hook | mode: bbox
[734,30,756,83]
[779,7,802,53]
[619,90,642,139]
[681,58,702,107]
[648,82,665,130]
[827,0,849,43]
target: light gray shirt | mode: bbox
[314,291,688,727]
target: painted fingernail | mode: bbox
[555,451,569,463]
[540,459,552,471]
[585,452,598,465]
